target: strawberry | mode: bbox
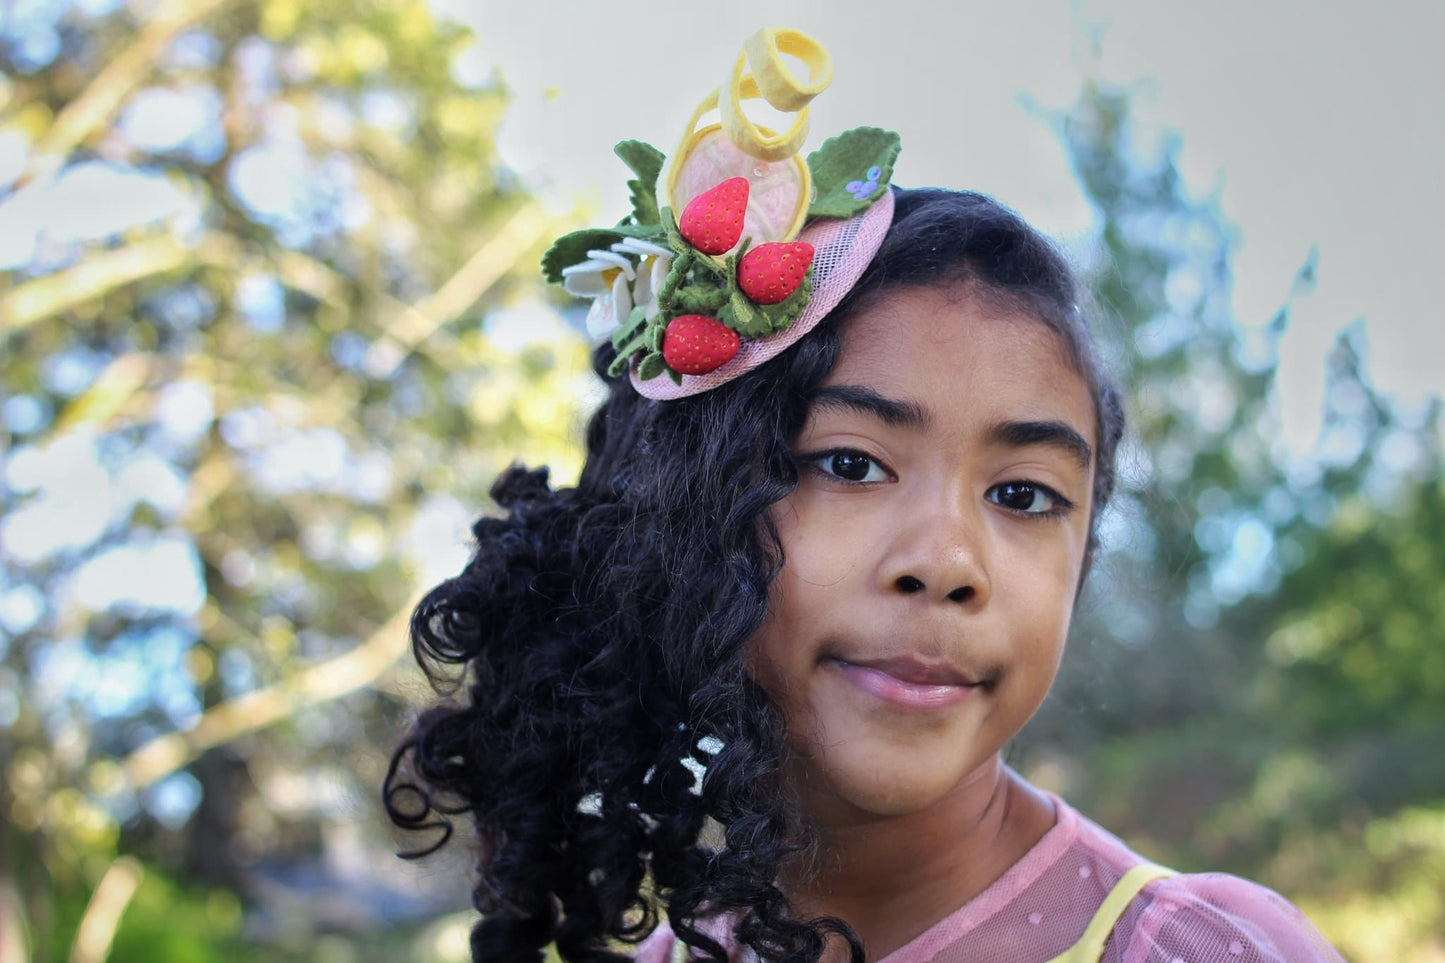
[737,241,815,305]
[678,177,749,255]
[662,314,740,375]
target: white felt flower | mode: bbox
[614,238,672,324]
[560,239,674,340]
[561,249,636,339]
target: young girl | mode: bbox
[386,29,1345,963]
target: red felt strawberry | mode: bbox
[737,241,815,305]
[662,314,740,375]
[678,177,749,255]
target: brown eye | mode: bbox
[830,452,873,481]
[806,449,891,484]
[987,482,1062,514]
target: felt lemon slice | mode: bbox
[668,128,810,248]
[656,28,832,247]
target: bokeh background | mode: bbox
[2,1,1442,960]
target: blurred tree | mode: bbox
[1023,78,1445,959]
[1037,79,1310,737]
[0,0,590,958]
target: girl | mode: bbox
[386,29,1344,963]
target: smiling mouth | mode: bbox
[826,656,993,710]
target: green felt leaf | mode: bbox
[637,351,667,381]
[754,267,813,333]
[656,249,691,306]
[723,289,774,340]
[692,251,730,278]
[607,352,632,379]
[541,228,623,283]
[807,127,902,219]
[667,366,683,386]
[610,308,651,364]
[674,282,729,314]
[647,320,667,352]
[611,305,648,348]
[542,223,665,285]
[615,141,664,185]
[662,206,685,250]
[615,141,665,226]
[612,222,664,238]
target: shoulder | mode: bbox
[1117,872,1345,963]
[1052,798,1344,962]
[633,921,679,963]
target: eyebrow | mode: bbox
[809,386,1093,469]
[987,420,1094,470]
[811,385,931,429]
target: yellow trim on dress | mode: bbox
[1044,863,1177,963]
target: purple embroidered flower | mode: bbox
[845,165,884,201]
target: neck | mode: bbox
[781,758,1055,961]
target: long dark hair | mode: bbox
[384,188,1126,962]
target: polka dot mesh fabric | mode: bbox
[632,793,1344,962]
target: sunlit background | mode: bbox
[1,1,1442,960]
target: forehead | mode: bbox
[826,285,1096,437]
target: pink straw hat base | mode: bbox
[633,189,895,400]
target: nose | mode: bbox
[880,498,991,608]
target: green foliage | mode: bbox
[103,871,249,963]
[1262,470,1445,734]
[1017,77,1444,958]
[0,0,591,958]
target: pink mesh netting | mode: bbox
[632,189,895,401]
[632,793,1344,962]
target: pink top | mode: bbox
[634,793,1343,962]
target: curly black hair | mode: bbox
[384,188,1127,962]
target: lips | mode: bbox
[827,655,987,710]
[844,656,977,687]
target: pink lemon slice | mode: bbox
[668,127,810,249]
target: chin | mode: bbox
[797,742,991,821]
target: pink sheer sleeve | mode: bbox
[1119,873,1344,963]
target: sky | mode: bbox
[439,0,1444,453]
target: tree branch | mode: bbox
[361,201,553,378]
[1,236,190,334]
[119,596,419,791]
[20,0,235,188]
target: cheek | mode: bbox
[746,499,855,692]
[995,536,1083,666]
[771,493,870,590]
[1002,518,1090,610]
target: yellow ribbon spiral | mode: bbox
[719,27,833,161]
[657,28,833,240]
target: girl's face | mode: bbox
[749,285,1097,824]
